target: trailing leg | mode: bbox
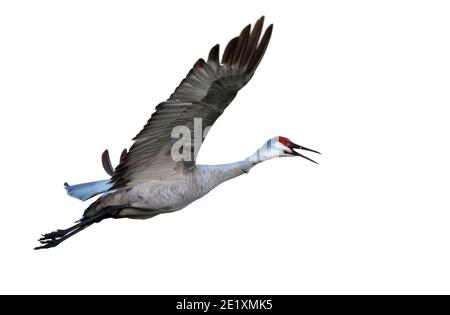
[35,205,126,250]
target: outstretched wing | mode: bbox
[111,17,273,188]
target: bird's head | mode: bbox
[250,136,321,164]
[277,136,321,163]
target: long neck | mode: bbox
[246,139,281,164]
[196,142,278,189]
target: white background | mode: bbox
[1,0,449,294]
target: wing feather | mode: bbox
[111,17,273,188]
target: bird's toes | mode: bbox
[41,230,66,240]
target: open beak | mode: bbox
[290,143,321,164]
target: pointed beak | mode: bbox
[290,143,321,164]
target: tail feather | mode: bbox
[64,180,112,201]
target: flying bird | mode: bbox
[36,17,320,250]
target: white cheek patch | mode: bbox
[272,140,289,157]
[248,137,286,163]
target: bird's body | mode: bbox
[86,159,254,220]
[36,17,320,249]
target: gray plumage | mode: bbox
[91,161,255,220]
[86,16,273,220]
[111,16,272,188]
[37,17,319,250]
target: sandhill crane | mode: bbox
[36,17,320,250]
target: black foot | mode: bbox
[40,229,69,240]
[35,228,72,250]
[35,205,128,250]
[34,238,60,250]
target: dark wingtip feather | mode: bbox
[232,24,251,66]
[240,17,265,68]
[254,16,265,36]
[208,44,220,63]
[193,58,206,67]
[257,16,265,24]
[191,58,208,76]
[102,149,115,177]
[221,36,239,65]
[120,149,128,163]
[247,23,273,73]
